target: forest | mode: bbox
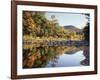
[23,11,86,46]
[23,11,89,68]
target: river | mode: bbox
[23,45,89,68]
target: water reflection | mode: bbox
[46,51,85,67]
[80,47,90,66]
[23,45,89,68]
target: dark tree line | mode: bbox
[83,14,90,42]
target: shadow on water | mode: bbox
[80,47,90,66]
[23,43,89,68]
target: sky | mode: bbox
[45,12,89,29]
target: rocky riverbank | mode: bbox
[24,39,89,47]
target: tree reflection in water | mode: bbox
[23,45,89,68]
[80,47,90,66]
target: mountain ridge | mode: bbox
[64,25,83,32]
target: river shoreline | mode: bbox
[24,40,89,47]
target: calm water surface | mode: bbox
[23,46,89,68]
[46,51,85,67]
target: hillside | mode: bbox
[64,25,83,32]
